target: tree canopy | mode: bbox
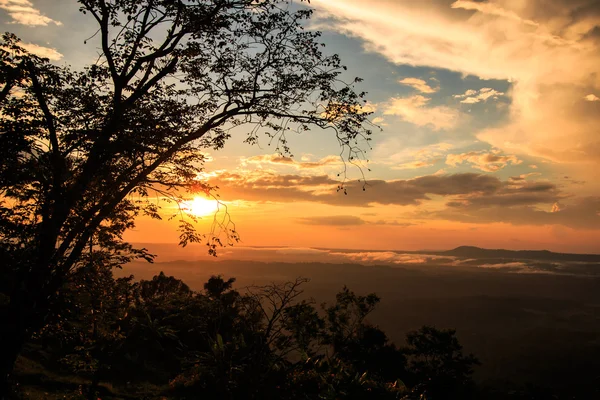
[23,268,479,399]
[0,0,373,391]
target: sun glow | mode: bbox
[184,197,219,217]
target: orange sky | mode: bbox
[125,200,600,254]
[5,0,600,254]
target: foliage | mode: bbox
[0,0,373,391]
[23,268,479,400]
[403,326,480,400]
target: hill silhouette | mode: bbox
[313,245,600,263]
[433,246,600,262]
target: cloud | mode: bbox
[478,261,530,270]
[446,150,522,172]
[477,84,600,163]
[207,168,600,227]
[208,168,600,228]
[310,0,600,165]
[383,95,461,130]
[326,250,461,265]
[437,196,600,229]
[297,215,416,227]
[378,142,454,169]
[371,220,416,227]
[398,77,438,93]
[329,251,451,265]
[445,180,561,208]
[508,173,541,184]
[0,0,62,26]
[209,170,554,208]
[371,116,388,126]
[297,215,366,226]
[585,94,600,102]
[242,154,343,169]
[450,0,539,27]
[454,87,505,104]
[20,42,63,60]
[393,159,440,170]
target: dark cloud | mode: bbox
[437,197,600,229]
[211,171,557,207]
[211,170,599,228]
[211,171,505,207]
[444,180,562,208]
[582,25,600,42]
[408,173,502,195]
[569,0,600,21]
[372,220,416,227]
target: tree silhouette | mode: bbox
[0,0,373,392]
[404,326,480,400]
[21,266,482,399]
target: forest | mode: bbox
[10,267,480,399]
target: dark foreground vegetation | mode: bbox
[8,260,600,399]
[122,256,600,400]
[8,266,479,399]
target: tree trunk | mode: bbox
[0,306,28,400]
[87,375,100,400]
[0,286,49,400]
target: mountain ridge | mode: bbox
[433,246,600,262]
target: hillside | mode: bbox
[435,246,600,262]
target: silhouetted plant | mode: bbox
[403,325,480,400]
[0,0,374,392]
[25,269,479,400]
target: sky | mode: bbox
[3,0,600,253]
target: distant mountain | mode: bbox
[432,246,600,263]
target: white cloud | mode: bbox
[450,0,539,27]
[20,42,63,60]
[398,77,438,93]
[0,0,62,26]
[446,150,522,172]
[383,95,461,131]
[241,153,343,169]
[477,84,600,163]
[310,0,600,166]
[584,94,600,102]
[393,159,440,170]
[454,87,505,104]
[328,251,448,265]
[371,116,387,126]
[374,142,455,170]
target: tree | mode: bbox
[27,268,481,399]
[0,0,373,394]
[404,326,480,400]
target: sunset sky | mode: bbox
[3,0,600,253]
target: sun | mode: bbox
[183,197,219,217]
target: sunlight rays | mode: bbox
[183,197,219,217]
